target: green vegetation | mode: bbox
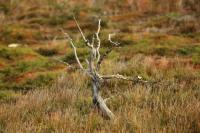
[0,46,36,60]
[36,47,58,57]
[0,24,43,44]
[0,90,20,103]
[63,47,89,64]
[0,46,64,91]
[0,0,200,132]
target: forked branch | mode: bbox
[63,17,147,119]
[63,32,84,70]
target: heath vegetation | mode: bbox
[0,0,200,132]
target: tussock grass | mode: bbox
[0,0,200,132]
[0,55,199,132]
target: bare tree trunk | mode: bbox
[62,17,147,119]
[92,78,114,119]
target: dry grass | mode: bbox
[0,0,200,132]
[0,55,199,133]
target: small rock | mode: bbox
[8,43,21,48]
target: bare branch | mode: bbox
[70,41,84,70]
[63,32,84,70]
[100,74,148,83]
[92,78,115,119]
[101,74,132,80]
[108,33,120,46]
[96,95,115,119]
[53,57,73,68]
[60,28,84,70]
[85,59,90,66]
[96,19,101,63]
[73,16,93,48]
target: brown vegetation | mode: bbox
[0,0,200,132]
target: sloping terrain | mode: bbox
[0,0,200,132]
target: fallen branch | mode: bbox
[100,74,148,83]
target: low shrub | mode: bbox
[37,47,58,57]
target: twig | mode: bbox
[96,19,101,64]
[100,74,148,83]
[73,16,92,48]
[62,31,84,70]
[68,37,84,70]
[108,33,120,46]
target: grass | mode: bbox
[0,24,43,44]
[0,46,36,60]
[112,34,200,63]
[0,55,199,132]
[0,90,20,103]
[0,46,65,91]
[9,72,60,91]
[37,48,58,57]
[0,0,200,132]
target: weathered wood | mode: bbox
[63,17,147,119]
[92,78,114,119]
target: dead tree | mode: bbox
[63,17,147,119]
